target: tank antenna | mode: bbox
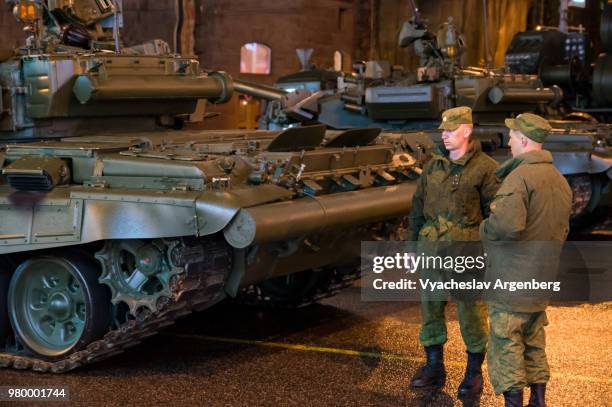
[112,0,121,53]
[559,0,569,33]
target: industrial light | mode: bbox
[13,0,38,23]
[569,0,586,8]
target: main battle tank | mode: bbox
[0,1,420,372]
[255,1,564,131]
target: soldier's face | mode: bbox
[442,124,471,151]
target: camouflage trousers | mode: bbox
[418,267,488,353]
[419,298,488,353]
[487,306,550,394]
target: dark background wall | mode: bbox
[0,4,26,49]
[120,0,178,50]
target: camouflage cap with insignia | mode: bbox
[505,113,551,143]
[438,106,473,131]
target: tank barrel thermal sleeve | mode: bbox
[223,182,416,248]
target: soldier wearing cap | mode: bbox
[480,113,572,406]
[409,106,500,401]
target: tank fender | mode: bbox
[0,195,197,254]
[0,185,294,255]
[80,184,295,241]
[195,184,294,236]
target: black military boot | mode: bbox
[502,389,523,407]
[457,352,485,398]
[410,345,446,388]
[526,383,546,407]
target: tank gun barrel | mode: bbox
[233,79,288,102]
[488,85,563,105]
[234,78,320,122]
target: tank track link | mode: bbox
[235,265,362,309]
[0,239,230,373]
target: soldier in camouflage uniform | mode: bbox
[409,106,500,401]
[480,113,572,407]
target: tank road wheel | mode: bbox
[0,256,15,347]
[567,174,607,227]
[7,255,111,359]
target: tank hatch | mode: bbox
[324,128,382,148]
[266,125,326,152]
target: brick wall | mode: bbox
[193,0,364,129]
[195,0,360,85]
[0,3,26,50]
[121,0,178,49]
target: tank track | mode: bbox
[0,239,230,373]
[235,265,362,308]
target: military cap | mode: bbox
[505,113,551,143]
[438,106,473,131]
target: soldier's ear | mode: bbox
[463,125,472,139]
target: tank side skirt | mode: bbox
[0,184,294,255]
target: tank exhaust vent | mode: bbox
[2,156,70,192]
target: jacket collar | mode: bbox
[431,138,482,167]
[496,149,553,179]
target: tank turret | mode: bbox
[0,0,233,142]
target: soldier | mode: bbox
[409,106,500,401]
[480,113,572,407]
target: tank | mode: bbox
[0,1,421,372]
[504,2,612,122]
[240,2,612,226]
[254,2,564,131]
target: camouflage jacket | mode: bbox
[480,149,572,242]
[408,139,500,241]
[480,150,572,312]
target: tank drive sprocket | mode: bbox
[95,239,185,316]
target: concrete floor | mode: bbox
[0,282,610,406]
